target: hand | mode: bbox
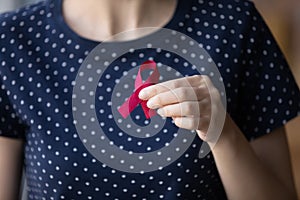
[138,75,226,142]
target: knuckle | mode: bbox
[177,87,188,100]
[180,87,188,95]
[201,75,210,82]
[170,81,180,89]
[184,102,193,114]
[163,107,171,116]
[196,75,202,82]
[155,95,163,105]
[204,87,211,97]
[174,118,181,127]
[151,86,159,96]
[154,86,160,93]
[191,88,199,101]
[204,99,211,109]
[191,75,202,85]
[195,86,204,99]
[201,75,213,86]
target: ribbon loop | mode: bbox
[118,60,160,119]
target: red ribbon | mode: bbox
[118,60,160,119]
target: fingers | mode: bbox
[173,116,210,132]
[136,75,222,141]
[157,100,211,117]
[139,75,212,100]
[146,86,209,109]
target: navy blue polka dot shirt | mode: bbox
[0,0,300,199]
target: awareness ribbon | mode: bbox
[118,60,160,119]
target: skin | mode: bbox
[139,75,298,200]
[62,0,177,42]
[0,137,24,200]
[0,0,298,199]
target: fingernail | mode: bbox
[139,89,149,100]
[157,109,165,116]
[147,99,159,109]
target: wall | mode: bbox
[252,0,300,198]
[0,0,16,13]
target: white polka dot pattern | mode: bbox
[0,0,299,199]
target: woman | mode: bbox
[0,0,299,199]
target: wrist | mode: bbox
[208,114,242,154]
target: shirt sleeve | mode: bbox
[232,3,300,141]
[0,79,27,139]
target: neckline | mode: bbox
[50,0,192,47]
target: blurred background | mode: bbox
[251,1,300,199]
[0,0,299,199]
